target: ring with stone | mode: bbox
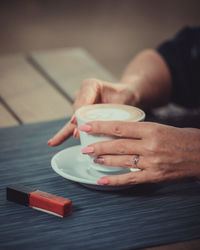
[132,155,139,166]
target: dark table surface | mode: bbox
[0,113,200,250]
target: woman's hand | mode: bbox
[47,78,141,146]
[79,121,200,186]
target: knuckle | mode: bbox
[150,155,163,165]
[92,121,102,133]
[81,78,100,87]
[128,174,138,185]
[115,177,123,186]
[125,158,132,167]
[111,176,121,186]
[115,140,127,154]
[143,123,155,135]
[145,124,162,140]
[146,138,160,154]
[150,171,162,183]
[94,142,104,155]
[81,79,91,86]
[104,156,112,166]
[151,124,162,136]
[112,125,123,137]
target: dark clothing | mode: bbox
[157,27,200,108]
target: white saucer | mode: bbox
[51,145,133,191]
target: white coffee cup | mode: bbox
[75,104,145,173]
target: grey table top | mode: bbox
[0,117,200,250]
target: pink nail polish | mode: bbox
[98,179,109,185]
[71,115,76,124]
[82,146,94,154]
[47,139,52,146]
[75,128,79,137]
[75,128,79,138]
[94,157,104,165]
[79,124,92,132]
[73,128,78,138]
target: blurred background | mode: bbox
[0,0,200,78]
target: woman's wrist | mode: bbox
[120,49,172,109]
[119,74,146,108]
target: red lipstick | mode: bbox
[7,184,72,218]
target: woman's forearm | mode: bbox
[120,49,172,109]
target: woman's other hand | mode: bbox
[47,78,141,146]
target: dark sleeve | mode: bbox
[157,26,200,108]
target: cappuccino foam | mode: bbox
[76,104,144,122]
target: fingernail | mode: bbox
[73,128,78,138]
[79,124,92,132]
[94,157,104,165]
[47,139,52,146]
[71,115,76,124]
[82,146,94,154]
[98,178,109,185]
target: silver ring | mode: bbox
[132,155,139,166]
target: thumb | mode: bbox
[73,78,102,112]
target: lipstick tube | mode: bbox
[7,184,72,218]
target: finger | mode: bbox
[94,154,146,170]
[97,170,148,186]
[74,90,80,100]
[71,114,77,125]
[73,127,80,138]
[82,139,144,156]
[73,78,102,112]
[48,120,76,146]
[79,121,153,139]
